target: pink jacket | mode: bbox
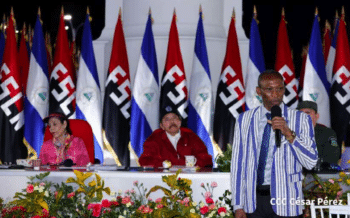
[39,136,90,166]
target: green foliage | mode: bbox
[215,144,232,172]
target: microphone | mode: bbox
[271,105,282,147]
[62,159,74,167]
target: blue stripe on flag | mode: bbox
[76,106,103,161]
[249,18,265,73]
[130,98,153,157]
[194,12,210,79]
[141,14,159,85]
[331,19,339,48]
[188,103,214,158]
[24,98,45,155]
[31,16,49,81]
[81,15,100,88]
[309,15,330,93]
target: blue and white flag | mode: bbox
[245,15,265,110]
[24,15,49,158]
[303,14,330,127]
[188,11,214,163]
[76,14,104,162]
[130,13,159,158]
[325,18,339,84]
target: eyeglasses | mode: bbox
[260,87,285,93]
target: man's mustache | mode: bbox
[169,124,178,128]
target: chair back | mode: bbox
[310,204,350,218]
[44,119,95,164]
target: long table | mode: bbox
[0,168,231,204]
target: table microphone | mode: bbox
[271,105,281,147]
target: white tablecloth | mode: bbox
[0,169,231,203]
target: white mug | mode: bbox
[185,155,197,167]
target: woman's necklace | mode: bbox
[53,134,72,164]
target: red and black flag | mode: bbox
[275,8,298,108]
[213,9,245,151]
[0,11,27,163]
[102,9,131,166]
[160,10,188,126]
[49,8,76,118]
[331,9,350,146]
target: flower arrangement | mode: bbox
[0,169,234,218]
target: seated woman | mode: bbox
[39,113,90,166]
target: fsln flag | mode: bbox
[331,9,350,146]
[103,9,131,166]
[0,11,27,163]
[188,8,214,163]
[245,9,265,110]
[24,14,50,159]
[130,11,159,158]
[214,9,245,152]
[19,24,30,96]
[160,10,188,126]
[326,16,339,84]
[303,12,330,127]
[275,9,298,109]
[76,13,103,163]
[49,9,76,119]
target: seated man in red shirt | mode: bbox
[139,107,213,168]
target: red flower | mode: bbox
[67,192,75,198]
[111,201,120,207]
[92,204,102,217]
[205,197,214,204]
[200,206,209,215]
[101,199,111,208]
[218,207,227,215]
[26,184,34,193]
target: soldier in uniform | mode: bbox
[297,101,340,165]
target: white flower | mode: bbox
[110,191,116,196]
[209,210,216,217]
[190,209,196,213]
[118,216,125,218]
[44,190,49,197]
[199,202,205,207]
[111,197,116,201]
[192,201,197,207]
[38,186,45,193]
[34,186,40,191]
[118,189,123,194]
[123,210,127,215]
[220,212,226,217]
[126,202,132,207]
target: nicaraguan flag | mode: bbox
[24,15,49,158]
[76,14,103,162]
[303,14,330,127]
[188,10,214,163]
[245,15,265,110]
[130,12,159,158]
[325,18,339,84]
